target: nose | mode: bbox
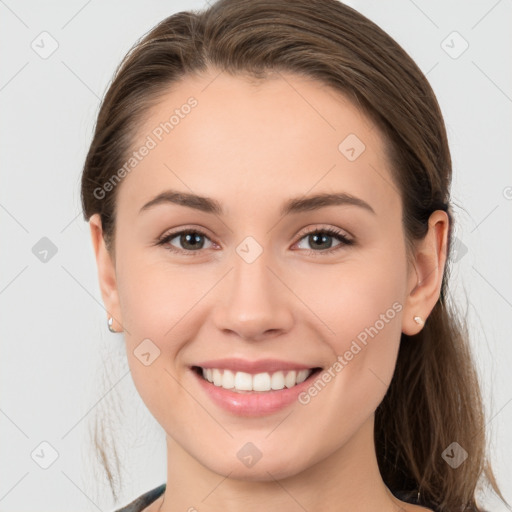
[212,248,294,342]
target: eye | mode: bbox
[156,226,354,256]
[157,228,214,255]
[294,227,354,255]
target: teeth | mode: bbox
[296,369,310,384]
[270,371,285,390]
[234,371,252,391]
[222,369,235,389]
[212,368,223,386]
[253,372,271,391]
[200,367,314,392]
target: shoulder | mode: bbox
[112,483,166,512]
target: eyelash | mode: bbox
[155,226,354,257]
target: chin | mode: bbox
[200,451,308,482]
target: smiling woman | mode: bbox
[80,1,506,512]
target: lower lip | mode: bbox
[191,367,322,417]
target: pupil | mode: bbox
[182,233,203,250]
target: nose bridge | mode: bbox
[212,235,294,340]
[233,240,274,301]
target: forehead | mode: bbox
[117,70,400,219]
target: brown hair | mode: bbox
[81,1,507,510]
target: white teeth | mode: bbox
[221,369,235,390]
[200,367,314,392]
[270,371,285,390]
[212,368,223,386]
[253,372,271,391]
[296,369,310,384]
[284,370,296,388]
[234,371,252,391]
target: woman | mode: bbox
[81,0,507,511]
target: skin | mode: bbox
[89,70,448,512]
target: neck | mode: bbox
[158,415,407,512]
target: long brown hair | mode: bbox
[81,1,507,510]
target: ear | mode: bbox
[402,210,450,335]
[89,213,124,332]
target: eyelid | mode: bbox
[295,224,353,242]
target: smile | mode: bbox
[193,366,320,393]
[190,364,323,416]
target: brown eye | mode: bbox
[158,229,214,254]
[294,228,354,254]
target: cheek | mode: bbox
[116,250,206,341]
[114,251,218,415]
[331,264,405,364]
[302,249,407,421]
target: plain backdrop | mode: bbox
[0,1,511,511]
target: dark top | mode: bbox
[112,484,445,512]
[113,484,165,512]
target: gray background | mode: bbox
[0,1,511,511]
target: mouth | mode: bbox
[191,365,323,394]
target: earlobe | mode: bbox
[89,214,123,332]
[402,210,449,336]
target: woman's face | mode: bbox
[91,70,436,480]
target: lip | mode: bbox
[193,358,317,374]
[190,364,323,417]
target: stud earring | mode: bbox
[413,315,424,326]
[107,316,117,333]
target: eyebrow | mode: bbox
[139,189,376,217]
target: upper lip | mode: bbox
[193,358,320,375]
